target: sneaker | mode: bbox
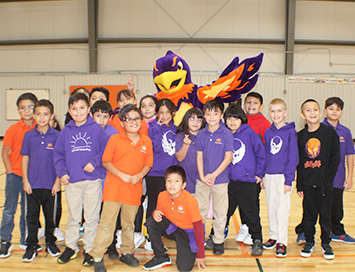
[213,243,224,255]
[134,232,146,249]
[223,227,229,241]
[106,243,119,259]
[54,228,65,242]
[144,238,153,251]
[143,254,172,270]
[251,239,263,256]
[263,239,277,249]
[119,253,139,267]
[321,243,335,260]
[46,242,61,257]
[38,227,44,240]
[57,247,77,264]
[79,224,84,235]
[330,233,355,244]
[243,233,253,245]
[19,244,27,250]
[300,242,314,258]
[275,243,287,258]
[94,259,107,272]
[0,241,14,258]
[235,224,248,242]
[205,235,214,250]
[22,245,38,262]
[115,230,122,248]
[83,251,94,267]
[297,232,306,245]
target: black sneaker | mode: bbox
[263,239,277,249]
[94,259,107,272]
[275,243,287,257]
[143,254,172,270]
[83,251,94,267]
[46,242,61,257]
[204,235,214,250]
[251,239,263,256]
[57,247,77,264]
[119,253,139,267]
[106,243,119,259]
[22,245,38,262]
[300,242,314,258]
[321,243,335,260]
[0,241,13,259]
[213,243,224,255]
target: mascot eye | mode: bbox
[177,61,183,71]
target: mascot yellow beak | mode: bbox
[154,70,187,94]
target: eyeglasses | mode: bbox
[124,117,142,124]
[188,117,203,123]
[18,106,34,112]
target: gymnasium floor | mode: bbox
[0,139,355,271]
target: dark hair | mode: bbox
[117,89,135,102]
[325,97,344,110]
[72,87,89,97]
[139,95,157,110]
[301,99,319,112]
[34,99,54,115]
[203,100,224,114]
[224,104,248,125]
[164,165,186,184]
[118,104,141,121]
[177,108,206,135]
[156,98,175,115]
[90,87,110,101]
[245,92,263,105]
[51,116,61,131]
[91,100,113,116]
[16,92,38,107]
[68,93,90,108]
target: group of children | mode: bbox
[0,85,354,271]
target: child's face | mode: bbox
[226,116,242,134]
[140,97,156,120]
[165,172,186,199]
[204,108,222,127]
[120,110,142,134]
[117,94,136,109]
[68,99,90,126]
[34,106,53,129]
[188,113,203,135]
[90,91,107,107]
[244,96,263,116]
[18,99,35,121]
[92,110,111,129]
[301,101,322,125]
[157,105,173,124]
[269,104,288,127]
[324,103,343,122]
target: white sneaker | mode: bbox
[19,244,27,250]
[38,227,44,240]
[144,238,153,251]
[134,232,146,249]
[235,224,248,242]
[243,233,253,245]
[115,230,122,248]
[54,228,65,241]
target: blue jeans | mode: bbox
[0,173,26,244]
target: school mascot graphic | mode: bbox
[153,50,263,124]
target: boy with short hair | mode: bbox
[89,87,110,107]
[143,165,206,272]
[261,98,298,257]
[90,104,153,272]
[297,99,340,260]
[195,100,233,255]
[21,99,62,262]
[0,92,38,258]
[90,100,118,136]
[54,93,109,266]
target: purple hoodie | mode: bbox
[264,122,299,186]
[229,124,265,183]
[54,116,109,184]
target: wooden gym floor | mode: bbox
[0,140,355,271]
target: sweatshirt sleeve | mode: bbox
[53,132,68,179]
[284,130,299,186]
[296,131,303,192]
[89,130,110,168]
[252,132,266,179]
[326,128,340,185]
[148,122,163,154]
[193,220,205,259]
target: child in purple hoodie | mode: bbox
[54,93,109,266]
[261,98,298,258]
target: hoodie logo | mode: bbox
[305,138,321,159]
[162,130,176,156]
[270,136,283,155]
[232,138,246,165]
[71,132,92,153]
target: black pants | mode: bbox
[145,176,166,221]
[26,189,56,246]
[146,216,196,272]
[303,185,333,244]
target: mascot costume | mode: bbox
[153,50,264,125]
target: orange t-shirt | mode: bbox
[156,190,203,229]
[3,119,36,177]
[102,131,153,206]
[108,114,148,136]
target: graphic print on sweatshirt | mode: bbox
[270,136,283,155]
[232,138,246,165]
[70,132,92,153]
[162,130,176,156]
[305,138,321,159]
